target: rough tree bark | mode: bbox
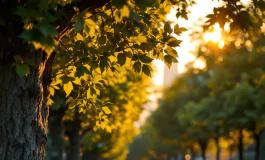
[0,0,110,160]
[0,1,54,159]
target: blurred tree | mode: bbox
[46,64,151,160]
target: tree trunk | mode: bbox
[82,150,99,160]
[238,129,244,160]
[190,144,195,159]
[198,138,208,160]
[46,108,66,160]
[254,128,265,160]
[66,119,81,160]
[214,137,220,160]
[254,134,260,160]
[0,1,55,160]
[0,46,54,159]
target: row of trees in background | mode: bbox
[128,27,265,160]
[45,62,151,160]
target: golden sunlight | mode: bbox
[193,59,206,69]
[218,40,225,49]
[203,23,222,43]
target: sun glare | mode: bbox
[203,23,222,43]
[218,40,225,49]
[193,59,206,69]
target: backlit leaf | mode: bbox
[63,81,73,96]
[164,21,172,33]
[117,53,126,66]
[102,107,112,114]
[133,61,141,73]
[142,64,152,76]
[140,55,153,63]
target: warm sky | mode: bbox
[152,0,220,86]
[136,0,251,128]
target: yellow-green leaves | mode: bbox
[120,5,130,18]
[167,38,182,47]
[164,46,178,57]
[142,64,152,76]
[133,61,141,73]
[140,54,153,63]
[117,53,127,66]
[63,81,73,96]
[174,24,187,35]
[102,107,112,114]
[164,21,173,33]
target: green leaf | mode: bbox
[174,24,187,35]
[142,64,152,76]
[63,81,73,96]
[19,29,42,42]
[164,55,173,68]
[164,46,178,57]
[102,107,112,114]
[39,22,58,37]
[140,55,153,63]
[117,53,126,66]
[16,63,30,77]
[133,61,141,73]
[164,21,172,33]
[167,38,182,47]
[75,19,84,32]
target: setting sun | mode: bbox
[203,23,222,43]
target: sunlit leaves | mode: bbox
[133,61,141,73]
[164,46,178,57]
[164,21,173,33]
[164,55,173,68]
[174,24,187,35]
[140,55,153,63]
[167,38,182,47]
[142,64,152,76]
[102,107,112,114]
[119,5,130,18]
[63,81,73,96]
[117,53,126,66]
[14,0,191,144]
